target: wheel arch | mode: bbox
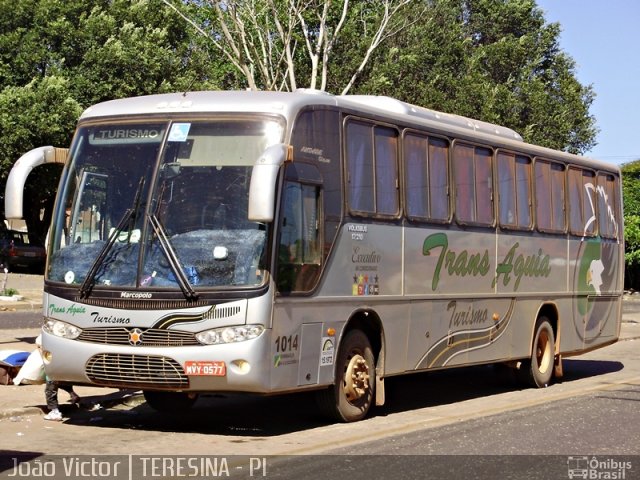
[534,301,563,381]
[342,308,386,405]
[535,302,559,353]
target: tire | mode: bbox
[143,391,198,412]
[316,329,375,422]
[521,317,556,388]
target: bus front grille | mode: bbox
[86,353,189,389]
[78,327,200,346]
[75,297,210,310]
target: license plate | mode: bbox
[184,361,226,376]
[23,252,36,257]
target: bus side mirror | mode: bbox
[5,146,67,219]
[248,144,289,223]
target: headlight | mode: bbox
[196,325,264,345]
[43,319,82,339]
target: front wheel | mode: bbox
[521,317,556,388]
[316,329,375,422]
[143,391,198,412]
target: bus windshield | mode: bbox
[48,119,283,291]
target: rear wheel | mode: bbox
[521,317,555,388]
[316,329,375,422]
[143,391,198,412]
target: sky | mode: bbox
[535,0,640,164]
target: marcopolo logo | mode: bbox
[120,291,153,299]
[567,456,632,479]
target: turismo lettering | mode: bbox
[93,128,160,140]
[447,300,488,328]
[91,312,131,324]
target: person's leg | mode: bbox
[44,381,62,421]
[45,380,59,410]
[59,384,80,404]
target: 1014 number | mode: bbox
[275,334,299,353]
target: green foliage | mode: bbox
[0,0,602,244]
[0,77,82,243]
[0,77,81,172]
[339,0,597,155]
[0,0,221,240]
[621,161,640,289]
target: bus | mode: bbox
[5,90,623,422]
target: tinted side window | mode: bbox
[568,167,596,237]
[597,172,619,239]
[453,143,493,225]
[497,151,532,229]
[346,120,399,216]
[535,160,566,233]
[346,121,374,213]
[404,133,449,222]
[277,181,321,293]
[375,127,399,215]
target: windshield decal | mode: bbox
[168,123,191,142]
[89,128,163,144]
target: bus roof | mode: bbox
[79,89,618,174]
[80,89,521,139]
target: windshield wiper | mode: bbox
[148,213,198,301]
[79,177,145,299]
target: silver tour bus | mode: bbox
[5,90,623,422]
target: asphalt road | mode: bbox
[0,311,43,329]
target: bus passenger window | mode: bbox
[535,160,552,231]
[454,144,474,222]
[597,172,619,239]
[404,134,450,222]
[454,143,493,225]
[568,167,596,237]
[374,126,399,216]
[346,121,374,214]
[475,148,493,224]
[498,152,531,229]
[346,119,399,217]
[535,160,566,233]
[404,133,429,219]
[429,138,449,221]
[550,163,566,231]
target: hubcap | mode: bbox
[344,354,370,402]
[536,330,551,374]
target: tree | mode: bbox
[0,77,82,244]
[345,0,597,155]
[0,0,219,242]
[621,160,640,290]
[0,0,601,243]
[162,0,416,94]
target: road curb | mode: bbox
[0,405,43,420]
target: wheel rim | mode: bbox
[535,329,552,375]
[343,353,371,402]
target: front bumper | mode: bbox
[41,329,272,393]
